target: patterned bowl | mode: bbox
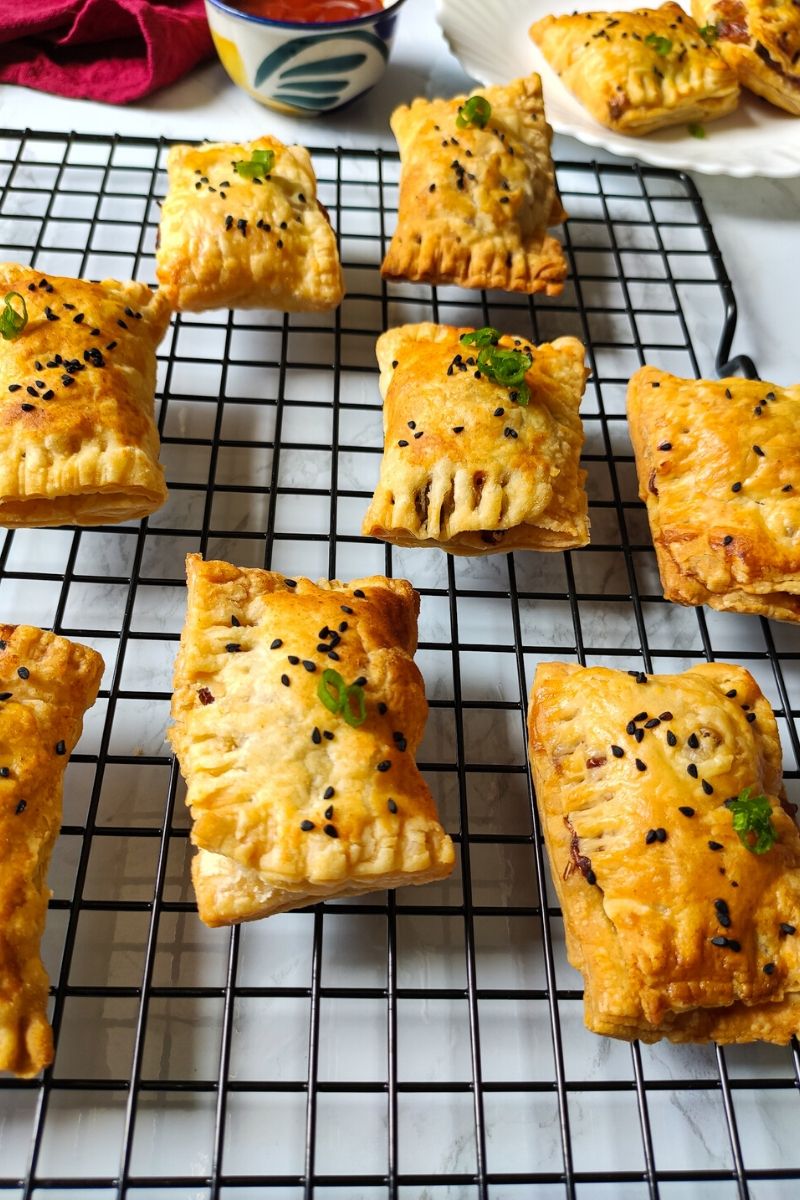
[204,0,409,115]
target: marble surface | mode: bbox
[0,3,799,1198]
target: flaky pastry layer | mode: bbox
[692,0,800,114]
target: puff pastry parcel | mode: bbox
[628,365,800,622]
[169,555,454,925]
[156,137,344,312]
[381,75,567,295]
[362,323,590,555]
[530,3,740,135]
[530,661,800,1043]
[0,625,103,1076]
[0,265,169,528]
[692,0,800,114]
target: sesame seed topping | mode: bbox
[225,643,241,653]
[731,481,742,493]
[312,727,321,745]
[339,622,348,633]
[644,717,660,729]
[666,730,677,746]
[15,800,26,815]
[377,760,391,772]
[678,806,695,817]
[610,745,624,758]
[73,312,84,324]
[634,729,644,744]
[300,820,315,831]
[725,388,732,399]
[687,763,698,778]
[323,786,334,800]
[753,445,764,457]
[353,590,366,599]
[341,605,354,615]
[0,693,12,702]
[323,731,334,740]
[659,712,673,721]
[288,655,299,665]
[377,702,387,715]
[281,674,290,686]
[688,732,699,749]
[17,666,29,679]
[303,661,317,672]
[7,385,20,393]
[708,841,724,851]
[452,426,464,434]
[783,484,794,492]
[746,712,756,724]
[324,823,338,838]
[626,720,636,735]
[285,579,297,588]
[398,439,409,447]
[585,869,597,885]
[504,427,518,439]
[702,780,714,795]
[494,407,505,417]
[0,767,8,777]
[635,758,647,772]
[270,638,282,650]
[763,962,776,975]
[658,442,672,451]
[388,798,398,813]
[645,829,658,844]
[780,923,796,935]
[21,403,35,412]
[55,740,66,755]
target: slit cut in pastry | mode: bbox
[380,74,568,295]
[0,265,170,528]
[529,661,800,1043]
[156,137,344,312]
[169,555,455,925]
[627,365,800,622]
[0,625,103,1077]
[530,3,740,135]
[691,0,800,114]
[362,323,590,555]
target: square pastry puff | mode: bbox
[380,75,567,295]
[691,0,800,114]
[156,137,344,312]
[0,625,103,1076]
[530,3,740,135]
[362,323,589,555]
[529,661,800,1043]
[628,365,800,622]
[0,265,169,528]
[169,555,455,925]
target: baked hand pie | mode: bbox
[0,265,170,528]
[691,0,800,114]
[169,555,455,925]
[0,625,103,1077]
[380,75,567,295]
[628,365,800,622]
[529,661,800,1043]
[530,3,740,135]
[156,137,344,312]
[362,323,590,555]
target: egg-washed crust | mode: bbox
[692,0,800,114]
[362,323,590,555]
[628,366,800,622]
[0,265,170,528]
[530,3,740,135]
[156,137,344,313]
[0,625,103,1077]
[169,555,454,925]
[380,74,567,296]
[529,661,800,1043]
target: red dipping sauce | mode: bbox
[235,0,384,20]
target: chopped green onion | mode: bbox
[699,23,718,44]
[460,326,500,348]
[251,148,274,164]
[644,33,672,55]
[688,122,707,139]
[342,683,367,728]
[318,668,345,714]
[478,345,529,387]
[456,95,492,129]
[318,668,367,727]
[724,787,777,854]
[0,292,27,342]
[234,148,275,179]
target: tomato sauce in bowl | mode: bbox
[233,0,384,20]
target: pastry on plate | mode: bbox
[156,137,344,312]
[691,0,800,115]
[530,3,740,135]
[529,660,800,1043]
[0,625,103,1077]
[627,365,800,622]
[380,74,567,295]
[0,265,170,528]
[362,323,590,555]
[169,555,455,925]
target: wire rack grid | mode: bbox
[0,129,798,1200]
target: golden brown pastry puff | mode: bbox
[156,137,344,312]
[529,660,800,1043]
[530,3,740,135]
[691,0,800,114]
[362,323,590,555]
[628,365,800,622]
[0,626,103,1077]
[380,74,567,295]
[169,555,455,925]
[0,265,169,528]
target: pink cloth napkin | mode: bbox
[0,0,214,103]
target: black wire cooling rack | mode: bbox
[0,129,798,1200]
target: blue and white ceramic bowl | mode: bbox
[204,0,408,115]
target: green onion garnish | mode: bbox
[644,33,672,55]
[724,787,777,855]
[234,148,276,179]
[699,23,718,44]
[460,326,500,348]
[0,292,27,342]
[477,345,532,405]
[318,668,367,728]
[688,122,707,139]
[456,95,492,130]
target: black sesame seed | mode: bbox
[635,758,647,772]
[494,407,505,417]
[644,718,660,729]
[225,215,234,231]
[452,426,464,434]
[281,674,290,686]
[725,689,737,698]
[324,824,338,838]
[0,767,9,777]
[21,403,35,412]
[300,820,315,831]
[398,439,409,447]
[658,442,672,451]
[634,728,644,744]
[746,712,756,724]
[341,605,353,614]
[0,693,12,701]
[15,800,26,815]
[783,484,794,492]
[323,786,335,800]
[659,712,673,721]
[270,638,283,650]
[303,660,317,672]
[626,720,636,736]
[225,643,241,653]
[687,763,698,778]
[753,445,765,457]
[323,731,334,741]
[667,730,678,746]
[763,962,776,975]
[727,940,741,952]
[339,622,348,633]
[408,421,416,430]
[73,313,84,324]
[611,745,624,758]
[42,390,54,401]
[106,341,118,351]
[117,319,128,329]
[16,667,29,679]
[731,481,742,493]
[276,240,283,249]
[44,306,59,321]
[414,431,424,439]
[327,651,339,662]
[353,590,366,599]
[585,870,597,885]
[26,386,38,397]
[393,733,407,751]
[285,579,297,588]
[708,841,724,851]
[645,829,658,844]
[7,384,20,393]
[378,702,387,715]
[766,391,775,400]
[312,727,321,745]
[352,677,367,688]
[377,760,391,772]
[710,935,728,947]
[55,739,66,756]
[702,780,714,795]
[288,655,299,665]
[725,388,732,399]
[678,805,695,817]
[504,427,518,439]
[62,376,74,387]
[780,923,796,935]
[388,798,398,814]
[688,732,699,749]
[324,804,334,820]
[655,828,667,842]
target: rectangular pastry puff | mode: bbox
[530,3,740,135]
[362,323,590,555]
[628,365,800,623]
[380,75,567,295]
[691,0,800,114]
[529,661,800,1043]
[0,265,169,528]
[156,137,344,312]
[169,555,455,925]
[0,625,103,1077]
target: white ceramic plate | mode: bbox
[436,0,800,178]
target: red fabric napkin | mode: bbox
[0,0,215,103]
